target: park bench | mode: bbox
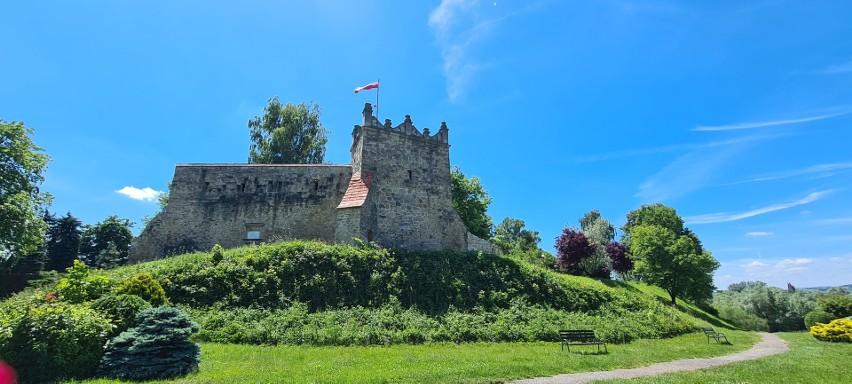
[559,329,607,353]
[701,327,729,344]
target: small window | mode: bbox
[246,231,261,240]
[313,180,319,191]
[407,170,413,180]
[367,230,374,242]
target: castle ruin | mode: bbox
[130,104,493,262]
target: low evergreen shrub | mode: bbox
[91,294,152,336]
[810,318,852,342]
[97,306,200,380]
[114,272,168,306]
[817,294,852,319]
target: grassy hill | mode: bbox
[97,240,725,345]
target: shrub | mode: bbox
[114,272,168,306]
[717,305,769,331]
[0,300,113,382]
[91,294,153,336]
[817,294,852,319]
[55,259,112,303]
[97,306,200,380]
[804,309,836,329]
[211,244,225,264]
[810,318,852,343]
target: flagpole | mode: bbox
[376,78,380,123]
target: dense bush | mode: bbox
[717,305,769,331]
[91,294,153,336]
[114,272,169,306]
[97,306,200,380]
[190,296,696,346]
[804,310,837,329]
[810,318,852,342]
[713,283,818,332]
[121,241,613,314]
[816,294,852,319]
[0,296,113,382]
[55,259,112,303]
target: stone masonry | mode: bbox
[130,104,493,262]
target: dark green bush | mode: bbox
[804,309,837,329]
[114,272,168,306]
[717,305,770,331]
[91,294,153,336]
[817,294,852,319]
[0,298,112,383]
[97,306,200,380]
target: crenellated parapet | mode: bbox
[356,103,448,144]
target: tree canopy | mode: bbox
[0,120,51,258]
[80,216,134,269]
[45,212,82,271]
[621,204,719,304]
[450,166,493,239]
[492,217,540,253]
[248,97,328,164]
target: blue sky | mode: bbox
[2,1,851,289]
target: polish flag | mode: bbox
[354,82,379,93]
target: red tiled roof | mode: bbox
[337,172,372,209]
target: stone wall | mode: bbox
[131,164,351,262]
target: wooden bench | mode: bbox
[701,327,729,344]
[559,329,607,353]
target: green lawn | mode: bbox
[66,330,757,384]
[605,332,852,384]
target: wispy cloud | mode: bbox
[576,133,795,163]
[746,231,774,237]
[717,256,852,289]
[685,190,835,224]
[428,0,490,103]
[723,161,852,185]
[693,111,850,132]
[116,186,163,202]
[816,217,852,225]
[816,61,852,75]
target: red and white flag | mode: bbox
[354,81,379,93]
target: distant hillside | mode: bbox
[801,284,852,292]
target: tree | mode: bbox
[45,212,82,271]
[579,210,616,278]
[80,216,133,268]
[605,242,632,277]
[621,203,684,248]
[627,223,718,304]
[554,227,600,276]
[248,97,328,164]
[492,217,540,253]
[450,166,493,239]
[0,120,51,259]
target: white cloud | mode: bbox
[684,190,835,224]
[816,217,852,225]
[116,186,163,202]
[428,0,488,103]
[693,111,849,132]
[816,61,852,75]
[746,231,774,237]
[725,162,852,185]
[716,256,852,289]
[744,260,769,268]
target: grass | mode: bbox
[65,330,757,384]
[605,332,852,383]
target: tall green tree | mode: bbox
[450,166,493,239]
[248,97,328,164]
[45,211,82,271]
[621,204,719,304]
[0,120,51,259]
[579,210,616,278]
[80,216,133,268]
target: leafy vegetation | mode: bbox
[90,294,152,336]
[810,318,852,342]
[247,97,328,164]
[714,281,822,332]
[450,166,494,239]
[113,272,168,306]
[55,260,112,303]
[79,216,134,269]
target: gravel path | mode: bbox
[513,333,788,384]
